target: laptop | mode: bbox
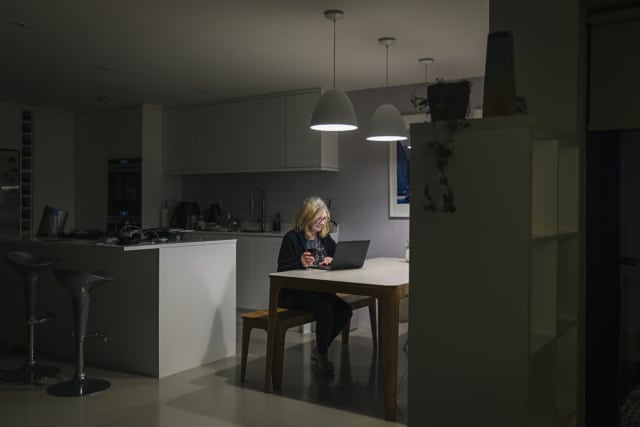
[313,240,370,271]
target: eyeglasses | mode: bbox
[314,216,329,224]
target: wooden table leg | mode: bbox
[378,290,400,421]
[264,280,280,392]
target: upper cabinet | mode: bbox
[162,106,195,173]
[285,92,338,170]
[193,96,286,172]
[162,89,338,174]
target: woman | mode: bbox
[277,196,352,374]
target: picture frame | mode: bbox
[389,114,427,218]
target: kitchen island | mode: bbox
[0,238,236,378]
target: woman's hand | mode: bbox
[318,256,333,266]
[301,251,315,268]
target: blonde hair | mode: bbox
[293,196,331,238]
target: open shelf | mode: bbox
[20,109,33,240]
[556,325,578,426]
[531,239,558,344]
[530,343,557,426]
[531,333,555,357]
[532,138,559,238]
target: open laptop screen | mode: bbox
[314,240,370,270]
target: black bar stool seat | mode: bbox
[2,251,58,383]
[47,269,113,397]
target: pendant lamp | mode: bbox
[309,9,358,132]
[367,37,407,141]
[420,57,434,121]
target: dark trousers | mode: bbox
[278,289,352,355]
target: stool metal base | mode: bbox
[47,376,110,397]
[1,363,60,384]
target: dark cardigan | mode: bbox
[276,229,337,272]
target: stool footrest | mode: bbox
[84,332,108,343]
[27,312,55,325]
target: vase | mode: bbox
[427,80,471,121]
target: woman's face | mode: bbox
[308,211,329,235]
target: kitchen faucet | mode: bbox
[250,184,265,232]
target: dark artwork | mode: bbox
[396,142,410,204]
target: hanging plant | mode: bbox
[422,119,468,214]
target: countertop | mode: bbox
[2,237,237,252]
[188,230,286,238]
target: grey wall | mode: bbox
[182,78,483,258]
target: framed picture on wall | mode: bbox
[389,114,427,218]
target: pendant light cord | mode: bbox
[332,17,336,88]
[425,62,428,99]
[385,43,390,101]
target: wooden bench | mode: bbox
[240,293,377,387]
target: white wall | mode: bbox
[589,8,640,131]
[141,105,182,228]
[489,0,585,137]
[0,104,21,150]
[75,107,142,229]
[33,109,75,229]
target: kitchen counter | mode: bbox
[0,237,236,378]
[186,230,287,238]
[25,237,236,250]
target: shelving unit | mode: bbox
[20,110,33,240]
[409,115,581,427]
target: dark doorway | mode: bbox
[586,129,640,426]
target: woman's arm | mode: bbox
[277,231,304,271]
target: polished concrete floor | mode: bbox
[0,319,408,427]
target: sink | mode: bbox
[240,221,263,233]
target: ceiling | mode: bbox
[1,0,490,112]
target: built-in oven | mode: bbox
[107,158,141,233]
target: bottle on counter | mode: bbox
[160,201,169,228]
[273,212,281,232]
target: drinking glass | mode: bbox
[305,239,318,266]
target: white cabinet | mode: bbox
[235,236,253,308]
[0,104,21,149]
[162,107,195,173]
[285,92,338,170]
[193,97,286,172]
[162,89,338,174]
[409,116,580,427]
[188,232,281,309]
[250,237,283,308]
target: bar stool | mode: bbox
[47,269,113,397]
[2,251,59,383]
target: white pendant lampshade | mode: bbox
[366,103,407,141]
[309,9,358,132]
[310,88,358,131]
[367,36,407,142]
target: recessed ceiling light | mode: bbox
[11,21,27,28]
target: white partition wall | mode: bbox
[409,116,580,426]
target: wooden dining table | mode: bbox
[265,257,409,421]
